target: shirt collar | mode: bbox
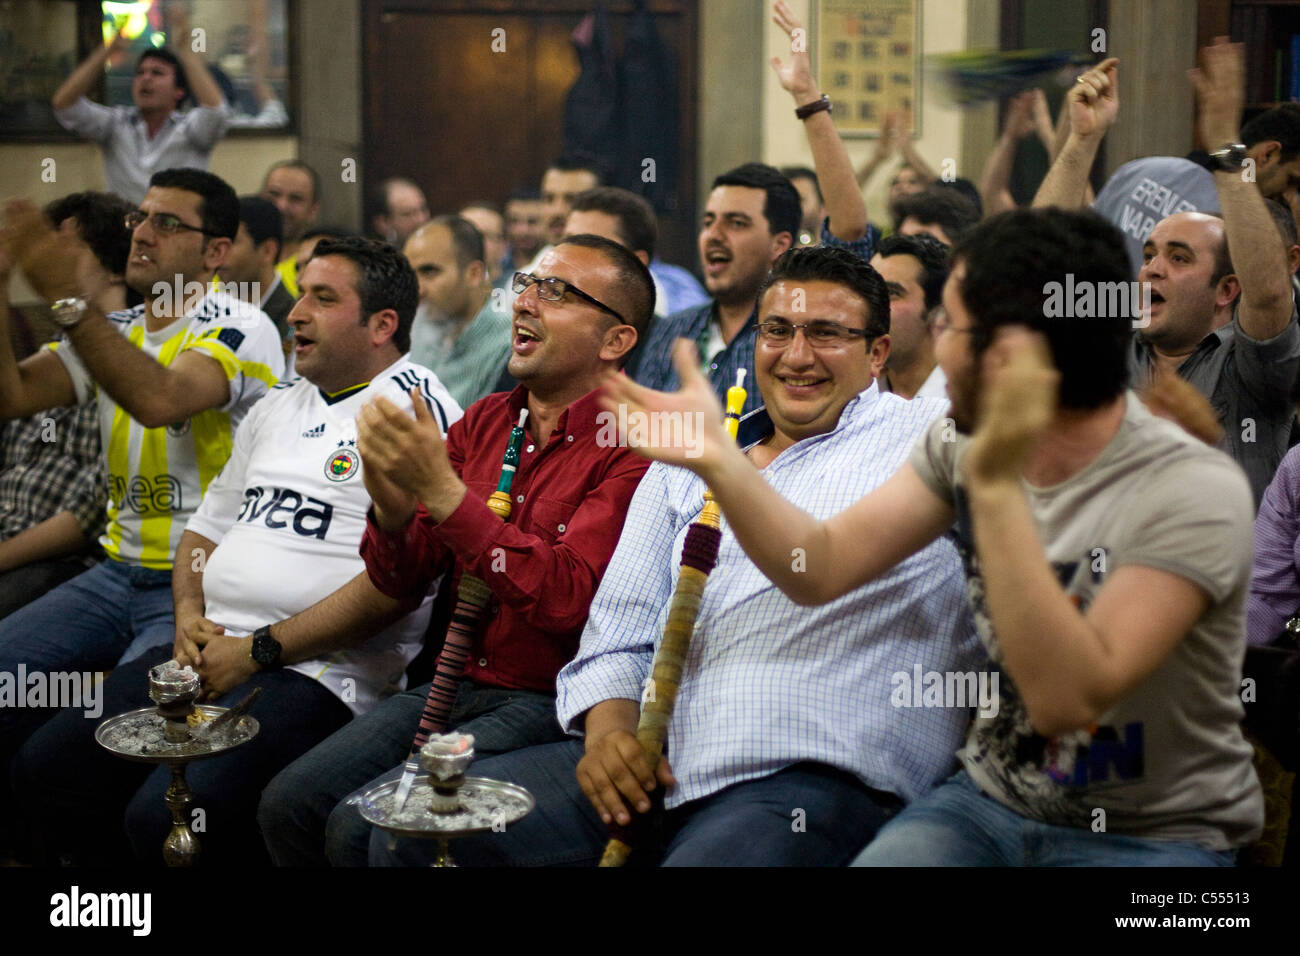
[505,383,608,443]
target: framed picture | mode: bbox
[0,0,85,139]
[814,0,921,138]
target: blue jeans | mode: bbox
[851,770,1237,866]
[370,741,900,867]
[11,643,352,866]
[258,679,565,866]
[0,558,173,811]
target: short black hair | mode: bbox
[555,233,655,360]
[780,165,823,202]
[712,163,802,239]
[951,208,1132,410]
[1242,103,1300,163]
[506,186,540,204]
[757,245,891,343]
[427,214,486,270]
[894,186,981,242]
[876,233,951,312]
[300,225,359,244]
[549,153,609,186]
[237,195,283,260]
[137,48,189,104]
[264,159,322,203]
[148,167,239,241]
[310,236,418,353]
[44,191,133,276]
[568,187,658,259]
[1264,198,1299,250]
[933,177,983,219]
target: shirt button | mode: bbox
[566,435,574,442]
[478,658,488,667]
[710,363,718,371]
[526,444,535,452]
[516,494,524,503]
[557,523,566,533]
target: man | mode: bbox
[0,169,284,769]
[222,196,296,345]
[504,188,545,276]
[871,234,950,399]
[780,165,824,246]
[606,206,1264,866]
[370,177,430,248]
[541,158,603,246]
[51,12,228,204]
[12,237,461,866]
[633,163,800,417]
[894,187,981,246]
[372,245,979,867]
[262,160,322,299]
[1037,47,1300,503]
[458,202,508,287]
[565,187,671,320]
[404,216,512,408]
[257,234,655,866]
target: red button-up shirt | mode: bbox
[360,385,649,693]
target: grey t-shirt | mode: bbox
[909,392,1263,849]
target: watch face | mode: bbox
[252,632,279,665]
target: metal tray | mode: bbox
[359,775,534,839]
[95,705,259,763]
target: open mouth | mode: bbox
[294,334,315,354]
[513,325,542,353]
[704,248,731,277]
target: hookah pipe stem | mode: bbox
[410,407,529,752]
[599,370,747,867]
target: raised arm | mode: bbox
[601,341,954,604]
[770,1,867,240]
[164,4,224,109]
[1194,38,1293,340]
[856,110,901,189]
[52,30,128,111]
[980,91,1038,216]
[1033,58,1118,210]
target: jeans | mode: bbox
[0,556,93,621]
[851,770,1237,866]
[258,679,566,866]
[11,643,352,866]
[0,558,173,833]
[370,741,901,867]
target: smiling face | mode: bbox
[755,279,883,446]
[698,185,790,307]
[288,255,382,392]
[125,187,225,299]
[507,244,630,393]
[132,55,184,115]
[1138,212,1235,352]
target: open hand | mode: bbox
[1189,37,1244,148]
[770,1,818,103]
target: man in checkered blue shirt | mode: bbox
[373,246,980,866]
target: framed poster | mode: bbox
[815,0,920,138]
[0,0,83,139]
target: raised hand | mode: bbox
[2,199,85,303]
[770,1,818,102]
[1067,57,1119,140]
[599,339,730,474]
[357,388,466,523]
[1189,37,1244,148]
[962,328,1060,487]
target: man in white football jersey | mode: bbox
[0,169,284,811]
[11,237,463,866]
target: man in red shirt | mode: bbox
[258,234,654,865]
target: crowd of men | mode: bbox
[1,3,1299,868]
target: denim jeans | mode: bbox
[370,741,901,867]
[851,770,1237,866]
[258,679,565,866]
[11,643,352,866]
[0,557,173,823]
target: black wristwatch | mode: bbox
[251,625,283,669]
[1210,143,1248,172]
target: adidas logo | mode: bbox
[301,423,326,438]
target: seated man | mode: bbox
[221,196,297,346]
[12,237,461,866]
[372,245,980,867]
[257,234,654,866]
[605,207,1264,866]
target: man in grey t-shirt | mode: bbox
[604,203,1263,864]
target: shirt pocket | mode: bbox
[523,496,580,546]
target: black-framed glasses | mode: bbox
[513,272,625,324]
[124,210,209,236]
[757,320,870,348]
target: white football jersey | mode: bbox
[187,354,463,713]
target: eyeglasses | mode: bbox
[756,320,870,348]
[931,308,974,337]
[124,210,209,236]
[512,272,625,324]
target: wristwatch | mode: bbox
[795,94,832,120]
[50,297,88,329]
[1210,143,1248,172]
[251,625,283,669]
